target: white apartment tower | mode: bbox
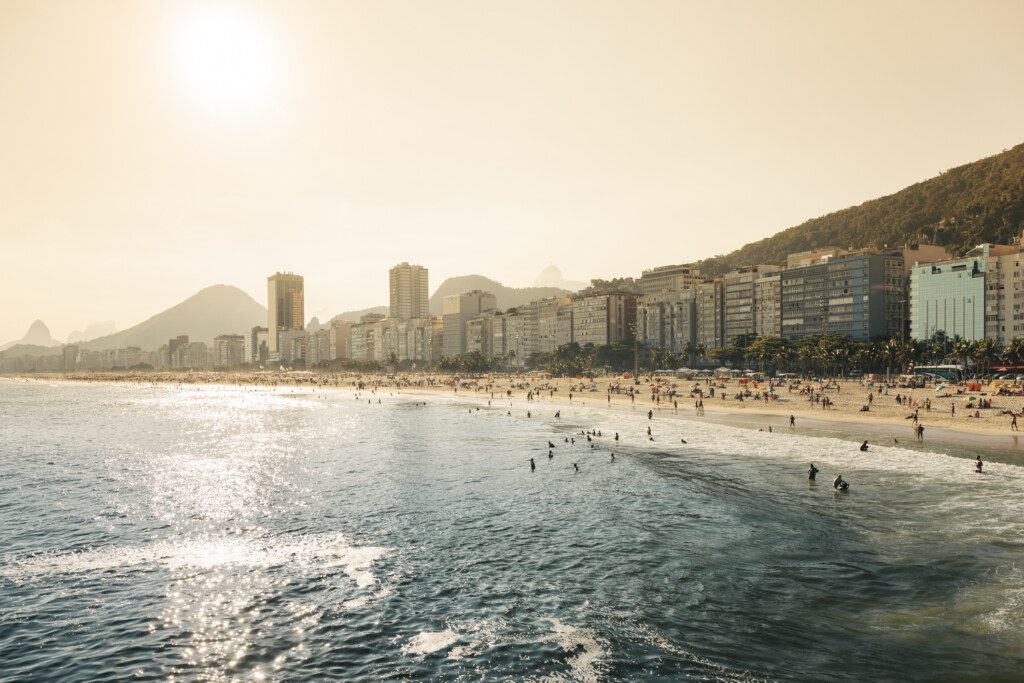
[389,262,429,320]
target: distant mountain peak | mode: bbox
[76,284,266,351]
[533,265,588,291]
[0,319,59,351]
[428,274,573,315]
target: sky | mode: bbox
[2,0,1024,343]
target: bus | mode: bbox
[911,365,964,382]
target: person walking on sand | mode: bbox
[789,415,795,428]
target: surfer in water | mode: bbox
[833,474,848,491]
[860,441,869,452]
[808,463,819,480]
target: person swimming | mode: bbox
[615,432,619,441]
[573,463,579,472]
[548,450,554,459]
[610,453,615,461]
[808,463,819,480]
[680,438,687,444]
[833,474,848,491]
[860,441,869,452]
[548,441,555,448]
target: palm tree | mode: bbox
[1003,337,1024,367]
[951,338,975,378]
[880,338,901,380]
[972,338,998,377]
[693,342,707,368]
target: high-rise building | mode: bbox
[780,249,904,341]
[909,255,986,342]
[638,264,702,297]
[754,272,782,338]
[637,290,697,354]
[696,280,725,350]
[570,292,637,347]
[268,272,304,356]
[723,265,779,344]
[442,290,497,357]
[247,326,269,364]
[389,262,429,320]
[213,334,246,368]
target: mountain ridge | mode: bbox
[76,285,266,352]
[695,143,1024,275]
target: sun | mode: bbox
[170,4,279,118]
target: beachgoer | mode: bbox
[530,458,536,471]
[808,463,819,480]
[790,415,795,428]
[833,475,848,491]
[573,463,579,472]
[975,455,983,473]
[860,441,869,452]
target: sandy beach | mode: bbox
[7,370,1024,445]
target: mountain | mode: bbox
[329,306,390,323]
[77,285,267,351]
[0,343,63,358]
[428,275,572,314]
[533,265,587,291]
[0,320,59,352]
[67,321,117,344]
[696,143,1024,276]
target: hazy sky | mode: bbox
[3,0,1024,342]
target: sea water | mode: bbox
[1,380,1022,681]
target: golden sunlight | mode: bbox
[169,4,278,118]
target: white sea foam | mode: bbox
[0,532,389,590]
[402,629,460,656]
[532,618,606,683]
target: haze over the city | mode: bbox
[3,0,1024,343]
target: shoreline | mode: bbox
[7,372,1024,461]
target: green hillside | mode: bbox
[697,143,1024,275]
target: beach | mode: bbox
[7,370,1024,448]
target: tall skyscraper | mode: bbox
[389,262,429,320]
[268,272,304,356]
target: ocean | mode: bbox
[1,380,1022,681]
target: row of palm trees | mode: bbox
[646,333,1021,378]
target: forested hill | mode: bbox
[696,143,1024,276]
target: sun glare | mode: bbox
[170,5,278,118]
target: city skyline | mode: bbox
[4,1,1024,342]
